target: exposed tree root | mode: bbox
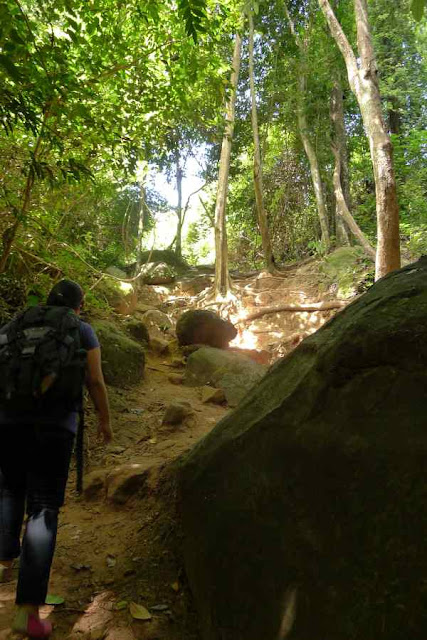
[241,299,348,323]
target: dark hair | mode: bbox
[46,279,84,309]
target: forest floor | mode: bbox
[0,257,351,640]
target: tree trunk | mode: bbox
[175,152,183,258]
[331,146,376,259]
[137,182,147,271]
[330,76,375,258]
[248,11,275,272]
[282,3,330,250]
[318,0,401,279]
[214,33,242,297]
[330,78,350,245]
[297,73,331,249]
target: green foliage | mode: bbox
[320,246,372,299]
[411,0,427,20]
[178,0,208,41]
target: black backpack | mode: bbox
[0,305,87,412]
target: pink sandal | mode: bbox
[13,613,52,639]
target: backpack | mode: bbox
[0,305,87,412]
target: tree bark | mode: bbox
[330,78,350,245]
[248,11,275,272]
[318,0,401,279]
[297,72,331,249]
[330,74,374,257]
[136,182,147,271]
[214,33,242,297]
[331,145,376,260]
[175,152,183,258]
[283,2,330,249]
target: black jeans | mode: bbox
[0,424,74,605]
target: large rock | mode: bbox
[92,320,145,386]
[184,346,267,407]
[124,318,150,345]
[102,270,138,315]
[178,258,427,640]
[140,309,174,341]
[176,310,237,349]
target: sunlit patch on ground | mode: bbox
[230,326,259,350]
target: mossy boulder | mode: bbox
[178,257,427,640]
[184,346,267,407]
[92,320,145,386]
[320,246,372,298]
[125,318,150,346]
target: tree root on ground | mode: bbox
[240,300,348,323]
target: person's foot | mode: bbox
[0,563,13,583]
[12,613,52,639]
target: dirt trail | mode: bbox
[0,260,343,640]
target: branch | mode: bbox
[318,0,358,81]
[241,300,348,323]
[282,1,300,48]
[182,180,207,226]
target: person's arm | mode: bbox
[86,347,113,443]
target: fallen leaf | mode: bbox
[45,594,65,605]
[106,555,116,568]
[115,600,128,611]
[129,602,152,621]
[171,581,179,592]
[150,604,169,612]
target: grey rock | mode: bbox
[162,401,192,425]
[184,346,267,407]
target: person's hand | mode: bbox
[97,418,113,444]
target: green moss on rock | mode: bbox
[92,320,145,386]
[320,246,372,298]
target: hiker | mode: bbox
[0,279,112,639]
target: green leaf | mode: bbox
[411,0,426,20]
[0,54,22,81]
[27,294,40,307]
[129,602,152,620]
[45,594,65,605]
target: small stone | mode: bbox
[106,461,159,505]
[168,373,184,385]
[83,470,108,501]
[201,386,226,405]
[162,402,192,425]
[149,337,170,354]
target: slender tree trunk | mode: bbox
[175,152,183,258]
[214,33,242,297]
[248,11,275,272]
[318,0,400,279]
[331,145,376,259]
[330,75,375,258]
[0,112,48,273]
[297,72,330,249]
[137,183,146,270]
[330,78,350,245]
[283,3,330,249]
